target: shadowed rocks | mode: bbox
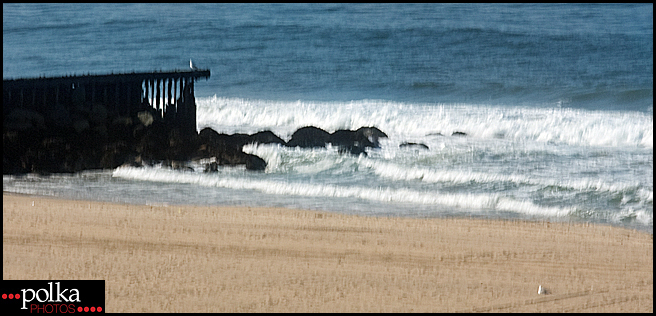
[4,118,393,174]
[286,126,388,156]
[400,142,429,150]
[3,108,275,174]
[196,127,268,171]
[286,126,331,148]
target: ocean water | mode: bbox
[3,4,653,232]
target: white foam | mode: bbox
[362,158,648,195]
[112,166,573,218]
[197,96,653,148]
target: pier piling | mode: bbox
[4,69,210,135]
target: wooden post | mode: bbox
[141,80,150,106]
[115,82,120,112]
[179,77,184,104]
[189,78,196,133]
[156,79,161,111]
[173,78,178,111]
[127,83,131,116]
[167,78,172,108]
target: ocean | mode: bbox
[3,3,653,232]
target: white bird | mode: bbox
[189,59,197,70]
[537,285,549,295]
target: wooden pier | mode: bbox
[3,69,210,134]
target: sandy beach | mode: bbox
[3,193,652,312]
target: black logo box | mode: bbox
[1,280,104,313]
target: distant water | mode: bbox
[3,4,653,232]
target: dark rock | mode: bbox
[338,145,368,157]
[163,159,193,171]
[249,130,286,146]
[355,126,388,147]
[3,120,268,175]
[112,116,133,127]
[45,103,73,129]
[72,119,90,133]
[330,129,375,149]
[227,133,251,148]
[213,145,243,165]
[89,104,109,125]
[198,127,221,143]
[136,121,169,160]
[426,132,443,137]
[166,128,200,161]
[204,162,218,173]
[286,126,331,148]
[329,126,388,156]
[137,110,154,127]
[108,118,134,143]
[452,131,467,137]
[198,127,251,148]
[400,142,429,150]
[5,108,47,131]
[244,153,267,171]
[100,141,131,169]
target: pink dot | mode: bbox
[97,307,103,312]
[2,294,6,299]
[8,294,13,299]
[78,307,83,312]
[15,294,20,299]
[84,307,89,312]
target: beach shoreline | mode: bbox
[3,192,652,312]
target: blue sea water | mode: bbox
[3,4,653,232]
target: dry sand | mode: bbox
[3,193,652,312]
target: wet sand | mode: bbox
[3,193,652,312]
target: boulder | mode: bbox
[355,126,388,147]
[135,121,169,160]
[163,159,194,171]
[4,108,47,131]
[198,127,250,148]
[72,119,90,133]
[244,153,267,171]
[167,129,201,161]
[338,145,367,157]
[400,142,429,150]
[249,130,286,146]
[89,104,109,124]
[100,141,131,169]
[204,162,218,173]
[286,126,331,148]
[112,116,133,126]
[198,127,221,143]
[137,111,154,127]
[45,103,72,129]
[330,129,375,149]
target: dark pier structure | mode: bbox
[4,69,210,135]
[4,68,387,175]
[1,69,272,174]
